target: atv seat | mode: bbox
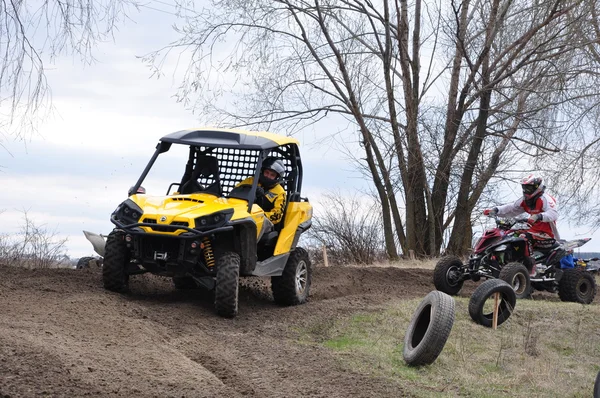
[181,155,222,196]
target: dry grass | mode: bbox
[299,293,600,397]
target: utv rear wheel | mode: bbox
[558,268,597,304]
[76,256,95,269]
[215,252,240,318]
[433,256,465,295]
[499,262,531,299]
[271,247,312,306]
[102,232,130,292]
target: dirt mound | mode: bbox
[0,264,439,397]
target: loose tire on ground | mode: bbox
[499,262,531,299]
[76,256,96,269]
[558,267,597,304]
[403,290,455,367]
[468,279,516,328]
[102,232,130,293]
[172,276,197,290]
[271,247,312,306]
[214,252,240,318]
[433,256,465,295]
[594,370,600,398]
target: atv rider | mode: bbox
[236,157,286,238]
[484,174,559,254]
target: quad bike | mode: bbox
[101,128,313,318]
[434,216,533,298]
[434,217,597,303]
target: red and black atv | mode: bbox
[434,216,533,298]
[434,217,597,303]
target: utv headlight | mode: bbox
[112,199,143,225]
[194,210,233,231]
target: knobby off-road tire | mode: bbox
[214,252,240,318]
[172,276,197,290]
[271,247,312,306]
[102,232,130,293]
[433,256,465,295]
[594,370,600,398]
[403,290,455,367]
[469,279,516,328]
[558,268,597,304]
[499,262,531,299]
[76,256,95,269]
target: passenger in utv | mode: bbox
[483,174,559,256]
[235,157,286,238]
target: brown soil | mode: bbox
[1,263,574,397]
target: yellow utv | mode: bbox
[103,128,313,318]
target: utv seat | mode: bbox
[181,155,222,196]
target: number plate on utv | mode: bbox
[154,251,168,260]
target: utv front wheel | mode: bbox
[271,247,312,306]
[433,256,465,295]
[102,232,130,292]
[214,252,240,318]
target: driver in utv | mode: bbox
[483,174,559,261]
[236,157,286,238]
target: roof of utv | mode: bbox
[160,128,299,150]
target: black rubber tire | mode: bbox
[403,290,455,366]
[214,252,240,318]
[172,276,197,290]
[76,256,95,269]
[468,279,516,328]
[499,262,531,299]
[433,255,465,295]
[102,232,130,293]
[594,370,600,398]
[558,268,597,304]
[271,247,312,306]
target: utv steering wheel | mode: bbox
[181,179,205,194]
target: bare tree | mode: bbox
[306,191,386,265]
[0,210,69,268]
[146,0,600,256]
[0,0,137,142]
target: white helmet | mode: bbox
[521,174,543,200]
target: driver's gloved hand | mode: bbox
[527,214,542,225]
[255,186,265,197]
[483,207,498,216]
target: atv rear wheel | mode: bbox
[214,252,240,318]
[558,268,597,304]
[271,247,312,306]
[102,232,130,292]
[433,256,465,295]
[499,262,531,299]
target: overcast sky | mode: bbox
[1,2,598,259]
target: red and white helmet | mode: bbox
[521,174,543,200]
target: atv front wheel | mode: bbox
[499,262,531,299]
[271,247,312,306]
[102,232,130,292]
[433,256,465,295]
[214,252,240,318]
[558,268,597,304]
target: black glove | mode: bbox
[255,186,265,197]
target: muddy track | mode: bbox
[1,263,580,397]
